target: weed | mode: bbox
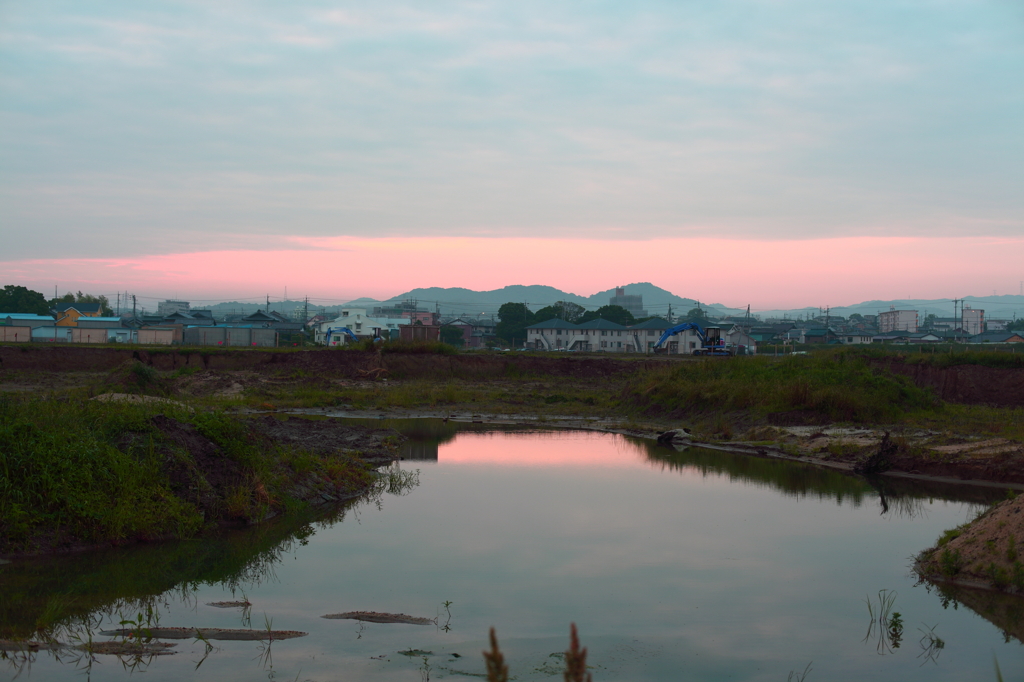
[917,623,944,665]
[887,612,903,649]
[483,628,509,682]
[939,548,964,576]
[787,662,813,682]
[1007,535,1017,563]
[1013,562,1024,590]
[863,590,901,654]
[988,563,1011,590]
[563,623,593,682]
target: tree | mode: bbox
[532,306,559,324]
[496,302,534,346]
[533,301,585,324]
[1008,319,1024,332]
[579,305,635,326]
[440,326,465,347]
[0,285,50,315]
[682,307,711,327]
[922,313,937,329]
[50,291,114,316]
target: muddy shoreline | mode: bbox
[279,406,1024,491]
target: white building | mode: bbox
[157,300,190,316]
[962,306,985,335]
[878,308,918,333]
[525,317,706,354]
[316,308,407,345]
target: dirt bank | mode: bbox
[915,494,1024,595]
[0,345,659,378]
[5,346,1024,405]
[871,358,1024,407]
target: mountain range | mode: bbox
[204,284,1023,323]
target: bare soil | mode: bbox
[916,495,1024,591]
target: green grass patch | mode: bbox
[621,348,940,424]
[0,395,385,555]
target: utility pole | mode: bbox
[953,298,960,343]
[667,304,673,324]
[304,296,309,323]
[266,295,270,313]
[132,295,137,319]
[117,292,120,316]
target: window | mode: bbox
[601,330,607,336]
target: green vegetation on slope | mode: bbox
[0,397,379,555]
[622,349,940,424]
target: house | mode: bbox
[525,318,580,350]
[969,332,1024,344]
[317,308,407,345]
[725,326,758,354]
[446,318,498,348]
[841,332,876,345]
[576,318,629,352]
[802,328,839,344]
[76,316,126,329]
[399,324,440,343]
[1,314,56,328]
[53,302,104,326]
[628,318,674,354]
[873,331,942,344]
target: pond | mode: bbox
[2,421,1022,681]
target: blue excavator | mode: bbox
[653,322,732,356]
[324,327,359,345]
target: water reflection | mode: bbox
[0,467,419,645]
[918,581,1024,645]
[2,420,1018,681]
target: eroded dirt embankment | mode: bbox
[5,346,1024,405]
[870,358,1024,407]
[0,345,661,379]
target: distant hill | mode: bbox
[202,289,1022,324]
[369,283,740,318]
[755,295,1024,321]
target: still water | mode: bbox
[3,423,1022,681]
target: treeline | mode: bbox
[0,284,113,316]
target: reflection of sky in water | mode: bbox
[8,430,1021,682]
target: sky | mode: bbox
[1,0,1021,310]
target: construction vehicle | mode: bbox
[324,327,359,345]
[653,323,732,356]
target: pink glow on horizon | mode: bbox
[2,235,1022,309]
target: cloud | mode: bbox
[0,0,1021,262]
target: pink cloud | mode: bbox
[2,235,1021,310]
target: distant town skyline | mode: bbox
[2,2,1021,309]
